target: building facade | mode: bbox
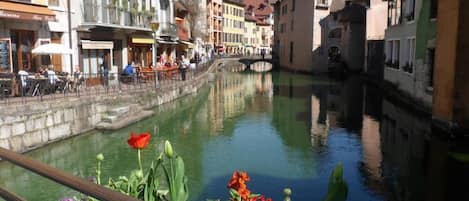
[222,0,245,55]
[0,0,67,73]
[207,0,224,53]
[364,0,388,79]
[245,0,274,55]
[243,15,257,55]
[384,0,437,107]
[273,0,331,73]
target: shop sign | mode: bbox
[0,10,55,21]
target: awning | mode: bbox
[48,21,67,32]
[0,1,55,21]
[81,40,114,49]
[157,40,178,45]
[32,43,72,55]
[179,40,194,48]
[131,38,154,44]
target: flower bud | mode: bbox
[96,153,104,161]
[283,188,291,196]
[164,140,173,158]
[135,170,143,179]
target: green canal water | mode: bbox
[2,63,469,201]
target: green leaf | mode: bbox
[323,163,348,201]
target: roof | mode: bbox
[223,0,246,7]
[244,0,273,16]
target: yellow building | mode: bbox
[222,0,245,55]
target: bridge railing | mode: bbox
[0,147,140,201]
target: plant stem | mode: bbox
[138,149,143,172]
[97,161,101,185]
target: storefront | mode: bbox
[127,36,154,68]
[79,40,113,85]
[0,1,55,73]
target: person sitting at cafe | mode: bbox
[46,66,60,84]
[18,70,29,88]
[124,62,134,76]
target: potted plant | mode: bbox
[108,0,120,24]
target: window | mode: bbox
[49,0,59,6]
[406,0,415,21]
[404,38,415,73]
[292,0,295,11]
[385,40,400,69]
[428,48,435,87]
[316,0,329,9]
[289,42,294,63]
[430,0,438,19]
[393,40,400,68]
[280,23,285,33]
[388,0,403,26]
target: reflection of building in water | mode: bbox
[255,73,273,97]
[360,115,383,192]
[207,72,259,134]
[378,97,469,201]
[208,76,225,134]
[250,62,273,72]
[311,94,329,147]
[223,74,248,118]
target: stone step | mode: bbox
[107,106,129,116]
[101,114,119,123]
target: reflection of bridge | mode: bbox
[238,55,276,71]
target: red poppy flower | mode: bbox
[127,132,151,149]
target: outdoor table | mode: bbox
[138,68,155,82]
[157,66,179,80]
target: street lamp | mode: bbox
[150,19,160,86]
[150,19,160,65]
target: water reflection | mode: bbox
[1,71,469,201]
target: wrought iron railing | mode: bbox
[82,0,154,29]
[159,22,178,37]
[0,59,216,105]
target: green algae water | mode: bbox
[1,64,469,201]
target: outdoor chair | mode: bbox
[0,73,14,99]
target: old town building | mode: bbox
[0,0,64,73]
[222,0,245,55]
[273,0,332,73]
[206,0,224,53]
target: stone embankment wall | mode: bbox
[0,60,224,153]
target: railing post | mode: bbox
[0,148,140,201]
[0,187,25,201]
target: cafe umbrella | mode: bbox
[32,43,73,55]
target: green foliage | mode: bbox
[162,155,189,201]
[322,163,348,201]
[93,141,188,201]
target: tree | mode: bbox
[178,0,207,40]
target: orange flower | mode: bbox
[238,187,251,200]
[239,171,250,182]
[127,132,151,149]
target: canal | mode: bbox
[1,62,469,201]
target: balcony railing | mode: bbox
[159,22,178,37]
[82,0,153,29]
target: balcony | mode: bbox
[82,0,154,30]
[159,22,178,37]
